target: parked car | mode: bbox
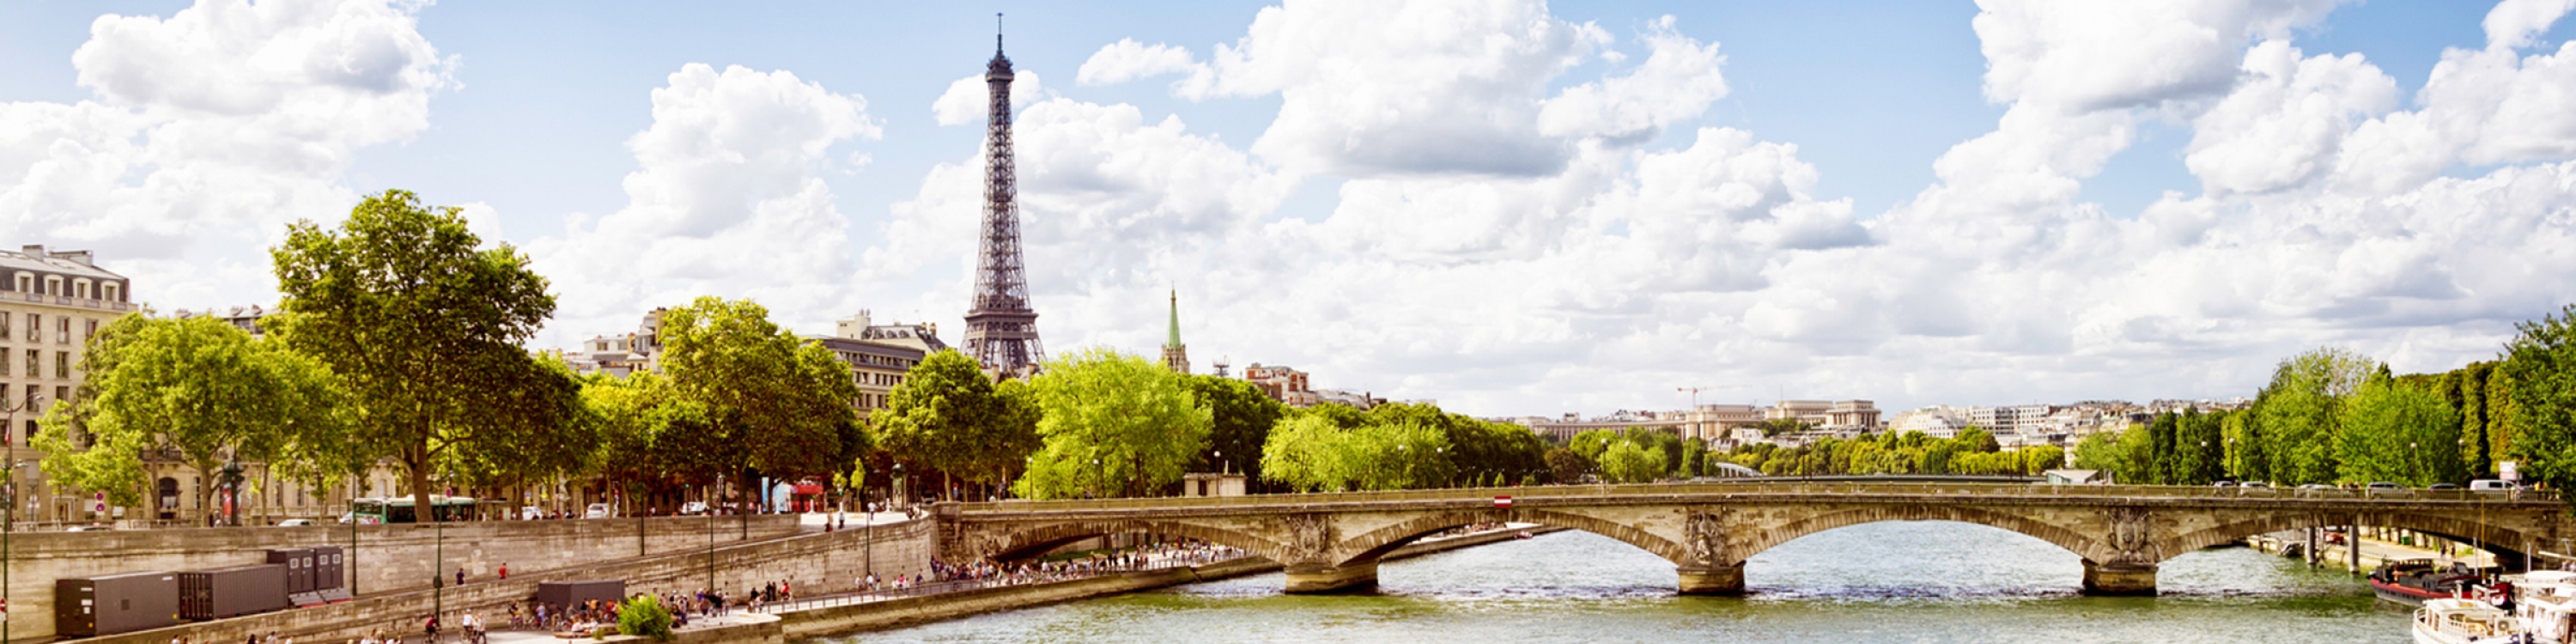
[276,519,316,527]
[2239,481,2273,488]
[2470,479,2520,491]
[2366,482,2404,490]
[2427,483,2463,490]
[679,501,709,515]
[584,503,613,519]
[66,525,112,532]
[2212,481,2238,488]
[520,506,544,521]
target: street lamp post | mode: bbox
[702,482,714,594]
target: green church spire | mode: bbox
[1165,289,1182,348]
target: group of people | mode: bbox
[168,631,300,644]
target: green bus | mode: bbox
[347,495,483,524]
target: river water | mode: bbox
[819,521,2406,643]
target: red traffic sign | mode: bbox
[1492,496,1513,507]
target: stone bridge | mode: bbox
[933,482,2573,596]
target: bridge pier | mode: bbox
[1285,561,1380,593]
[2081,561,2157,596]
[1676,563,1745,595]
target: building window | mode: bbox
[102,283,118,302]
[26,314,36,343]
[54,386,67,404]
[21,419,33,445]
[44,276,59,295]
[22,349,34,380]
[10,275,25,293]
[84,319,94,342]
[74,280,89,300]
[0,313,9,341]
[55,351,68,378]
[23,384,36,410]
[56,317,67,344]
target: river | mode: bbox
[817,521,2406,643]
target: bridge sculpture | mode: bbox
[932,482,2573,596]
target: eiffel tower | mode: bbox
[963,19,1046,375]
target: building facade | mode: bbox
[0,245,135,524]
[806,331,927,421]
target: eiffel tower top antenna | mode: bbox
[996,13,1003,53]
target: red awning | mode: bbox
[792,484,824,495]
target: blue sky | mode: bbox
[3,1,2573,416]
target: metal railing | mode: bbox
[956,481,2561,513]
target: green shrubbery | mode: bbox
[617,594,672,641]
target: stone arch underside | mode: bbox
[972,519,1291,565]
[1733,505,2110,565]
[1328,507,1687,568]
[2158,511,2542,566]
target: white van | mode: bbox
[2469,479,2518,491]
[585,503,614,519]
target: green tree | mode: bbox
[659,297,863,501]
[1543,447,1591,483]
[2256,347,2377,485]
[1186,375,1287,486]
[876,349,1032,499]
[1598,440,1665,483]
[2221,411,2266,483]
[443,355,592,497]
[1016,347,1210,498]
[2501,304,2576,501]
[2336,379,2464,486]
[2072,431,2127,479]
[1260,414,1357,492]
[268,190,573,519]
[33,314,346,517]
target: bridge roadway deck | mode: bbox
[938,482,2572,597]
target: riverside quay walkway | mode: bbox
[933,482,2573,596]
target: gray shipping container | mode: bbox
[179,564,289,620]
[265,548,316,594]
[312,545,345,590]
[536,580,625,609]
[55,572,180,637]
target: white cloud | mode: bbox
[1076,39,1205,87]
[931,70,1043,127]
[2483,0,2576,51]
[2184,40,2397,196]
[0,0,452,312]
[526,64,879,343]
[1537,15,1729,145]
[1188,0,1613,177]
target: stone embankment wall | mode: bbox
[22,515,940,643]
[778,526,1564,640]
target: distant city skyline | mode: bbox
[3,1,2573,416]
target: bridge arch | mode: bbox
[2159,510,2543,566]
[1731,504,2109,565]
[1330,508,1686,568]
[973,519,1292,565]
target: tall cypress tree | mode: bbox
[2461,361,2492,476]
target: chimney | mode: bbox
[53,250,92,265]
[19,245,42,258]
